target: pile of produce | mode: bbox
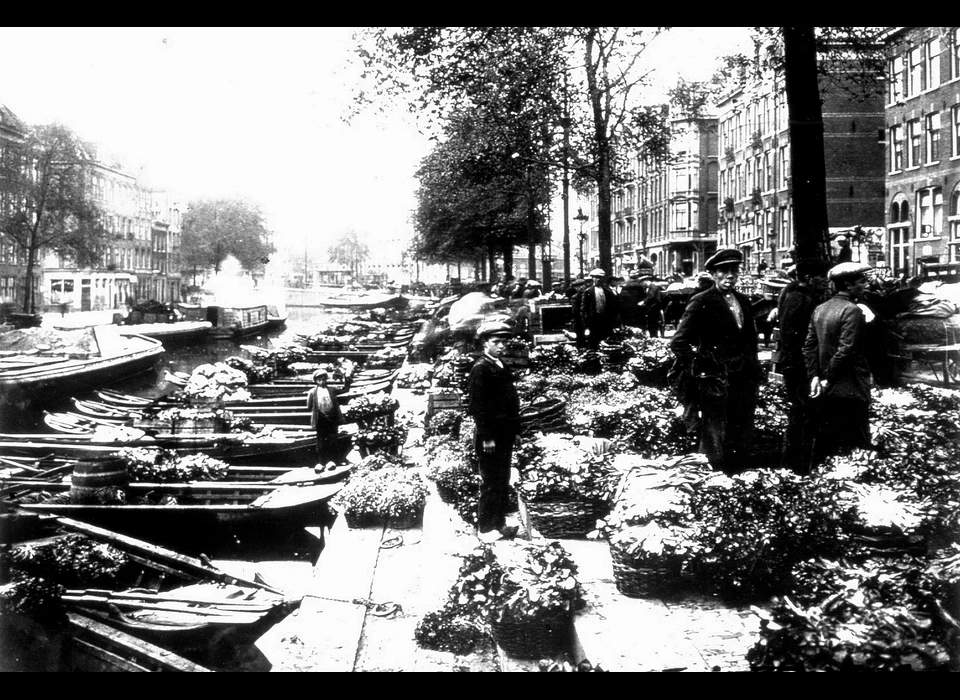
[513,433,619,505]
[395,362,433,391]
[117,448,230,482]
[332,465,429,527]
[342,391,400,424]
[178,362,251,403]
[415,541,585,655]
[747,551,959,671]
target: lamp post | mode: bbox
[574,207,589,277]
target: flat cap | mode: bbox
[312,369,329,380]
[589,268,606,277]
[476,320,514,339]
[526,279,541,287]
[704,248,743,271]
[828,262,871,281]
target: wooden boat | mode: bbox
[0,327,165,425]
[311,291,407,310]
[204,304,271,339]
[118,320,213,346]
[6,480,343,556]
[0,517,298,671]
[0,430,339,467]
[1,608,214,672]
[265,302,288,331]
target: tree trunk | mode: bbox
[502,242,514,278]
[782,26,831,272]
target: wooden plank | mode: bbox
[67,612,213,672]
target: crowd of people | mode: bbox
[462,249,885,539]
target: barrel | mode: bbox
[70,458,129,504]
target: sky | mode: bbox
[0,27,754,259]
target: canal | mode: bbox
[12,304,368,432]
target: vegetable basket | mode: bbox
[489,611,573,659]
[608,539,690,599]
[523,496,611,539]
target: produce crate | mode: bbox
[426,389,462,423]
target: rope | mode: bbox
[302,593,403,618]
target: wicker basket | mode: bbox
[608,540,690,599]
[343,508,424,530]
[523,497,610,539]
[490,611,573,659]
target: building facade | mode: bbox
[0,103,29,309]
[578,110,719,281]
[41,144,183,312]
[717,53,886,275]
[883,27,960,277]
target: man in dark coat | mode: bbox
[636,276,665,338]
[669,249,762,475]
[774,261,830,474]
[467,320,522,542]
[803,262,873,468]
[617,271,645,328]
[576,268,621,349]
[306,369,344,464]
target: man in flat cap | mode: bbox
[574,268,621,349]
[467,320,522,542]
[669,249,763,475]
[802,262,874,468]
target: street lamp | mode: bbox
[574,207,589,277]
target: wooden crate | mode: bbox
[426,389,462,422]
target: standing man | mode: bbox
[803,262,873,468]
[617,271,645,328]
[467,320,522,543]
[576,268,621,349]
[636,275,665,338]
[774,261,830,474]
[669,249,762,475]
[306,369,343,464]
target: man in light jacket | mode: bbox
[803,262,873,468]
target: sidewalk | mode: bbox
[40,309,118,329]
[245,384,763,672]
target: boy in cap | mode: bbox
[306,369,343,464]
[466,320,522,542]
[802,262,873,467]
[669,249,762,475]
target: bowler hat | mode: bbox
[476,320,514,339]
[828,262,871,281]
[704,249,743,271]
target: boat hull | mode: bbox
[0,331,164,429]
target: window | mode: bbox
[917,187,942,238]
[908,119,923,167]
[779,146,789,188]
[952,29,960,81]
[909,46,924,96]
[926,37,941,90]
[926,112,941,163]
[953,105,960,157]
[764,153,772,191]
[949,186,960,262]
[889,54,905,102]
[891,124,904,171]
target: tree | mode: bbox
[0,124,109,313]
[328,229,370,282]
[413,108,551,280]
[180,198,275,276]
[350,27,671,277]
